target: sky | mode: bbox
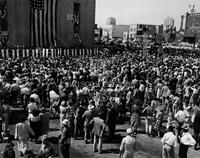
[95,0,200,28]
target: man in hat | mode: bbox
[30,89,41,105]
[119,128,136,158]
[161,126,177,158]
[59,119,71,158]
[74,102,85,139]
[175,106,188,140]
[106,102,117,139]
[179,124,196,158]
[82,101,94,144]
[15,115,35,157]
[90,112,107,154]
[10,79,21,107]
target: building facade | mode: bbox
[164,17,174,30]
[103,24,130,39]
[7,0,96,48]
[129,24,163,41]
[184,11,200,43]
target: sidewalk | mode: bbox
[0,118,199,158]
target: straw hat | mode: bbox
[62,119,70,127]
[126,128,133,135]
[182,124,189,130]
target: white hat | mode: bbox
[108,84,114,88]
[88,105,95,111]
[126,128,133,135]
[62,119,70,127]
[182,124,189,130]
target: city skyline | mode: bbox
[95,0,200,28]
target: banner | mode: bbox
[16,49,20,58]
[30,0,57,47]
[67,49,70,56]
[64,49,66,56]
[36,49,39,57]
[12,49,15,59]
[22,49,25,58]
[1,50,4,59]
[6,49,9,58]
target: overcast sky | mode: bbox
[95,0,200,28]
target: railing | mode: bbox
[0,48,100,59]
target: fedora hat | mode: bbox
[126,128,133,135]
[182,124,189,130]
[62,119,70,127]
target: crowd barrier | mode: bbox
[0,48,100,59]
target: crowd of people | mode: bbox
[0,45,199,158]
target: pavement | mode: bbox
[0,118,199,158]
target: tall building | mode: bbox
[106,17,116,26]
[164,17,174,30]
[7,0,96,48]
[103,18,129,39]
[129,24,163,41]
[184,5,200,43]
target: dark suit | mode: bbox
[193,112,200,149]
[106,107,117,138]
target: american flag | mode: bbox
[30,0,57,47]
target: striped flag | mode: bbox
[36,49,39,57]
[45,49,49,57]
[17,49,20,59]
[30,0,57,47]
[72,49,74,57]
[42,49,45,57]
[6,49,9,59]
[22,49,26,58]
[1,50,5,59]
[83,49,85,58]
[67,49,70,57]
[79,49,82,58]
[51,49,54,58]
[75,49,77,57]
[64,49,66,56]
[12,49,15,59]
[59,48,62,57]
[32,49,35,58]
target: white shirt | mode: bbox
[30,93,41,104]
[175,110,187,123]
[180,132,196,146]
[161,132,177,147]
[27,102,38,113]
